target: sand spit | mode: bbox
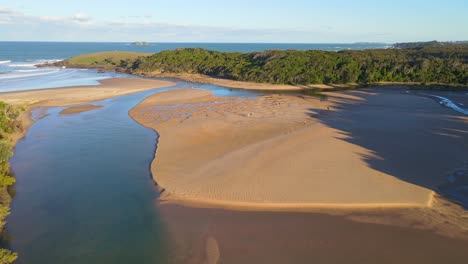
[130,88,463,208]
[0,78,176,107]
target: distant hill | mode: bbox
[47,51,151,71]
[393,41,468,49]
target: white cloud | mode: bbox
[0,6,393,42]
[0,7,14,14]
[72,13,92,23]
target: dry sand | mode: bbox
[130,88,453,208]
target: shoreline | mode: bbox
[138,73,468,91]
[52,62,468,91]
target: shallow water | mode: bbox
[5,81,259,264]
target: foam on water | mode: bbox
[424,94,468,115]
[0,58,131,92]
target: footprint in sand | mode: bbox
[204,236,220,264]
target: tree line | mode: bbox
[126,45,467,86]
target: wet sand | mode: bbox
[158,203,468,264]
[60,104,103,115]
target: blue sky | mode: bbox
[0,0,467,42]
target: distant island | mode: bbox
[131,42,151,46]
[393,40,468,49]
[48,42,468,88]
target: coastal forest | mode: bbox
[54,43,468,87]
[128,45,468,86]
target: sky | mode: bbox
[0,0,467,43]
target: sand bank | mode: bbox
[60,104,103,115]
[129,88,467,208]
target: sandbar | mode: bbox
[130,87,468,208]
[60,104,103,115]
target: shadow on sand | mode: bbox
[308,87,468,208]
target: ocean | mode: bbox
[0,41,390,92]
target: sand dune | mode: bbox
[130,88,438,208]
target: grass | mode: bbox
[66,51,151,67]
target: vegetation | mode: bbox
[58,45,468,87]
[393,40,468,49]
[129,45,467,86]
[0,249,17,264]
[61,51,151,70]
[0,102,22,264]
